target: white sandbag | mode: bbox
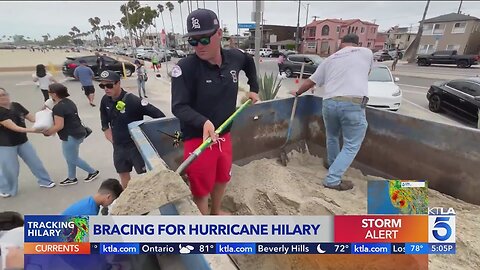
[32,109,53,130]
[44,98,54,110]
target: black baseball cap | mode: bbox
[341,34,359,45]
[185,9,220,37]
[99,70,121,82]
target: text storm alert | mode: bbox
[334,216,429,243]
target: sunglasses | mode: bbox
[99,82,117,89]
[188,30,217,47]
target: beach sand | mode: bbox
[0,49,92,68]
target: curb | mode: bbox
[392,72,466,81]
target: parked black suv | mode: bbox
[279,54,323,78]
[427,77,480,126]
[62,55,136,78]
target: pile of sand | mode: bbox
[110,168,190,215]
[222,151,480,270]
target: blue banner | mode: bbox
[216,243,256,254]
[351,243,391,254]
[405,243,429,254]
[238,23,256,29]
[90,243,355,255]
[98,243,140,255]
[429,243,456,254]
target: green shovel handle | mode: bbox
[175,99,252,174]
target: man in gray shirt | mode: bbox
[74,60,96,107]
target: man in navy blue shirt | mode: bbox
[99,70,165,188]
[171,9,259,215]
[62,178,123,215]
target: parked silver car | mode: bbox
[279,54,323,78]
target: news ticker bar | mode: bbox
[24,242,456,255]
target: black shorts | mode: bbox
[82,85,95,96]
[113,143,146,174]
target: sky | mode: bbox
[0,1,479,41]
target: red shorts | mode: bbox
[183,133,232,197]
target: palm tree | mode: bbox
[178,0,185,35]
[186,0,191,13]
[111,25,116,40]
[101,25,108,41]
[89,17,102,45]
[93,26,101,45]
[88,17,95,40]
[71,26,81,34]
[116,22,122,37]
[116,22,125,46]
[94,17,102,43]
[157,4,168,46]
[166,2,175,34]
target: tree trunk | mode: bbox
[216,0,220,22]
[97,29,103,46]
[180,4,185,35]
[161,13,169,48]
[405,0,430,63]
[169,12,175,34]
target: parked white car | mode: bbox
[259,48,272,57]
[245,49,255,55]
[136,47,155,59]
[367,65,402,111]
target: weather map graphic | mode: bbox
[367,180,428,214]
[61,216,90,242]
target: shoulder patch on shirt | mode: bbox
[171,65,182,78]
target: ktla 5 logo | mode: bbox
[428,209,456,243]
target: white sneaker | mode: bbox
[0,192,11,198]
[40,182,56,188]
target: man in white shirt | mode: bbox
[292,33,373,191]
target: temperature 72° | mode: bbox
[335,244,349,253]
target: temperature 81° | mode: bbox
[199,244,215,253]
